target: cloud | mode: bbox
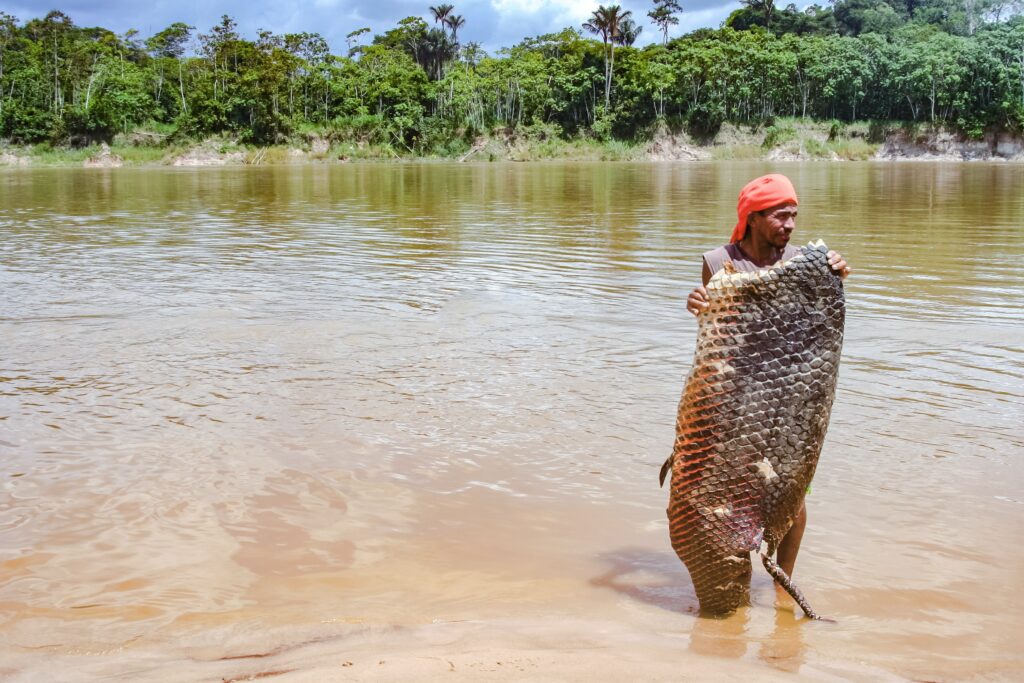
[489,0,593,20]
[5,0,737,55]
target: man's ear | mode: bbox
[747,209,767,231]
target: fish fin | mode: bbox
[722,260,738,274]
[659,455,673,487]
[760,553,834,622]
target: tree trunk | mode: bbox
[84,58,101,113]
[155,61,164,103]
[906,94,918,120]
[52,33,60,112]
[179,60,187,114]
[603,40,610,109]
[608,42,615,108]
[931,78,936,121]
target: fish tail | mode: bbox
[760,553,833,622]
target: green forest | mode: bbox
[0,0,1022,156]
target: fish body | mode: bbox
[662,240,845,617]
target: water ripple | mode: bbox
[0,162,1022,676]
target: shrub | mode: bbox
[1,102,58,144]
[762,121,797,148]
[866,120,889,143]
[686,100,725,139]
[803,137,829,157]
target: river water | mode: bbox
[1,162,1021,681]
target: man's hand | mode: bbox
[827,250,851,280]
[687,285,709,316]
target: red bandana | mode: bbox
[731,174,799,243]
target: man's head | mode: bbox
[731,174,799,243]
[748,202,798,248]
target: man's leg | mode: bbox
[776,502,806,577]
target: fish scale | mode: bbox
[660,241,845,619]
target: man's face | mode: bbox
[750,202,797,247]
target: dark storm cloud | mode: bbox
[5,0,738,55]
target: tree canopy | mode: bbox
[0,3,1020,149]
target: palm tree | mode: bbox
[582,5,632,108]
[422,27,457,80]
[445,14,465,44]
[425,5,458,78]
[429,4,455,28]
[617,18,642,47]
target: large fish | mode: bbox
[660,240,845,620]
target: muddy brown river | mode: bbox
[1,162,1022,681]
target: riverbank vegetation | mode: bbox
[0,1,1022,162]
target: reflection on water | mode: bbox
[759,609,806,673]
[1,162,1022,680]
[690,608,750,659]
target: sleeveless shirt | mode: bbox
[702,242,800,277]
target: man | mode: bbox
[685,173,850,585]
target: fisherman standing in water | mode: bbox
[685,173,851,584]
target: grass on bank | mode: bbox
[708,118,884,160]
[5,118,971,167]
[15,141,185,166]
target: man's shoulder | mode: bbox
[702,244,736,275]
[703,243,801,276]
[702,244,732,260]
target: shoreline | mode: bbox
[1,614,911,682]
[2,121,1022,168]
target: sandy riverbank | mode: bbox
[2,613,907,682]
[2,121,1022,168]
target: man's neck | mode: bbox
[736,236,783,266]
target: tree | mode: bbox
[618,18,643,46]
[146,22,193,115]
[146,22,192,58]
[376,16,426,64]
[422,27,457,79]
[2,4,1023,151]
[461,41,485,68]
[446,14,466,44]
[26,10,74,112]
[199,15,240,106]
[346,27,370,57]
[648,0,682,44]
[582,4,633,107]
[357,43,429,145]
[430,4,455,29]
[741,0,777,28]
[0,11,17,84]
[832,0,904,35]
[984,0,1023,22]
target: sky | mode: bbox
[5,0,740,55]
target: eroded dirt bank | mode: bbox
[1,123,1022,166]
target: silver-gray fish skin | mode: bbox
[661,241,845,618]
